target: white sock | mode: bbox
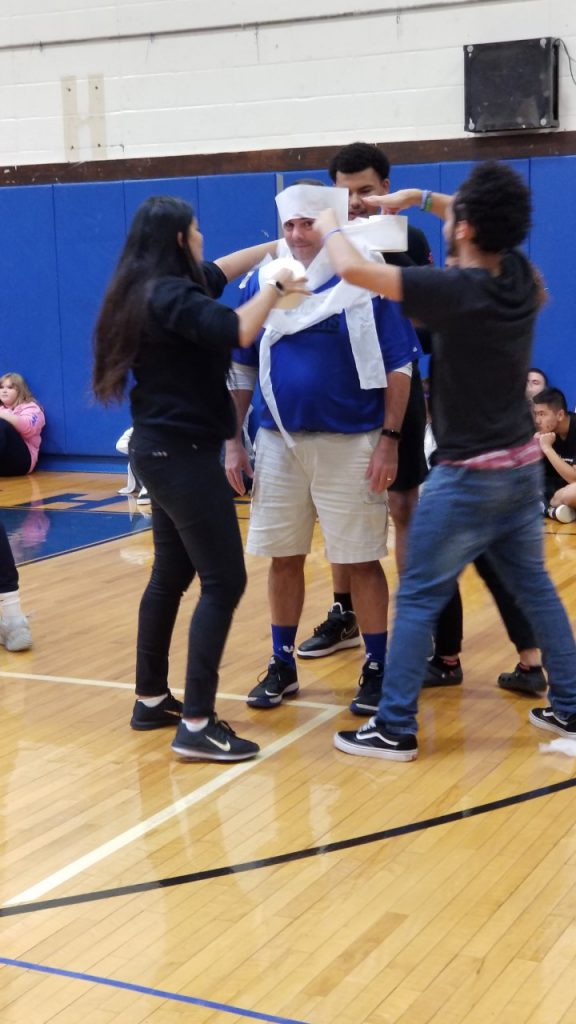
[0,591,24,623]
[183,718,210,732]
[138,693,169,708]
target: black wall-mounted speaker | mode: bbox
[464,37,559,133]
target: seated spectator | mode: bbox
[533,386,576,523]
[526,367,548,401]
[0,373,45,476]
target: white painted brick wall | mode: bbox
[1,0,575,165]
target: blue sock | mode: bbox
[272,625,297,668]
[362,631,388,667]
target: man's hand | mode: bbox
[225,439,253,496]
[313,209,339,238]
[537,431,556,452]
[366,437,399,493]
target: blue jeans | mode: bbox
[378,460,576,735]
[130,435,246,718]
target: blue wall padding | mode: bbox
[53,181,128,454]
[529,156,576,395]
[0,155,573,464]
[124,176,199,225]
[0,185,65,452]
[197,172,278,309]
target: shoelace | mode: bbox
[313,614,346,638]
[210,716,237,739]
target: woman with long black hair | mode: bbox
[93,195,303,762]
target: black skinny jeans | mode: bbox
[434,552,537,657]
[130,437,247,718]
[0,420,31,476]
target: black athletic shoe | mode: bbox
[334,716,418,761]
[130,691,183,731]
[247,656,299,709]
[297,603,361,658]
[349,659,384,716]
[529,706,576,738]
[498,663,547,696]
[422,655,463,688]
[171,716,260,761]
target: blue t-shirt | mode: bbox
[233,272,421,434]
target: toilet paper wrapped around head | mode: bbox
[267,184,350,305]
[275,183,349,225]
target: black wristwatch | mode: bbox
[381,428,401,440]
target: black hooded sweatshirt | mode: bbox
[400,249,538,461]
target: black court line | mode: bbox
[2,774,575,918]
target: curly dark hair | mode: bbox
[453,161,532,253]
[328,142,390,182]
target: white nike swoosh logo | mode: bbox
[206,735,231,752]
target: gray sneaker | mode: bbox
[0,616,32,652]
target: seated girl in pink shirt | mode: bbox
[0,373,45,476]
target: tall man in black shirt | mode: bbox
[315,160,576,761]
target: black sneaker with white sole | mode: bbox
[171,716,260,761]
[498,663,547,695]
[130,691,183,730]
[349,659,384,716]
[247,656,299,709]
[297,603,361,658]
[529,706,576,738]
[334,717,418,761]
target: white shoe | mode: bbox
[0,616,33,651]
[136,487,150,505]
[548,504,576,524]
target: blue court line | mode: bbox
[0,957,311,1024]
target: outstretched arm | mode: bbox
[215,240,278,282]
[314,209,403,300]
[363,188,453,221]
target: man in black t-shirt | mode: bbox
[315,160,576,761]
[533,387,576,522]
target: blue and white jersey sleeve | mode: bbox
[231,273,261,370]
[374,298,422,373]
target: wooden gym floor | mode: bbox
[0,471,576,1024]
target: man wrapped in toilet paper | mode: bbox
[225,183,421,709]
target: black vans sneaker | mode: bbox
[130,691,183,730]
[171,716,260,761]
[247,656,299,709]
[297,603,361,658]
[498,663,547,695]
[334,717,418,761]
[529,706,576,738]
[349,660,384,716]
